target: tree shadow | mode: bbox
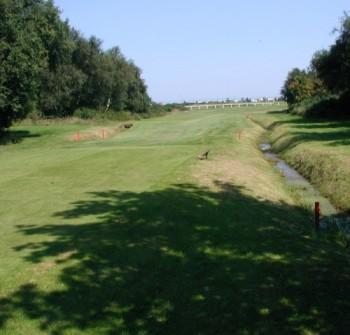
[265,112,350,149]
[265,110,288,115]
[1,182,350,334]
[289,129,350,148]
[0,130,40,145]
[293,121,350,130]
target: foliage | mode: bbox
[73,107,99,120]
[0,0,50,130]
[72,102,185,121]
[288,95,339,117]
[283,14,350,118]
[281,68,326,105]
[0,0,151,130]
[311,15,350,93]
[290,91,350,118]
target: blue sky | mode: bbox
[55,0,349,103]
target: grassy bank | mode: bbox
[1,106,350,334]
[251,110,350,213]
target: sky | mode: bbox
[55,0,349,103]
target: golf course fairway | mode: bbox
[1,106,349,335]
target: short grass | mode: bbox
[251,110,350,212]
[1,107,350,335]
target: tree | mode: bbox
[0,0,152,130]
[281,68,326,105]
[311,15,350,94]
[0,0,48,129]
[39,64,87,117]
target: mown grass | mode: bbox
[251,110,350,212]
[1,107,350,335]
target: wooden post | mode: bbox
[314,202,320,230]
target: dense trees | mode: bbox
[0,0,151,130]
[311,15,350,94]
[282,14,350,117]
[0,0,50,129]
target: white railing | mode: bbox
[185,102,284,110]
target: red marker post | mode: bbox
[76,131,80,142]
[314,201,320,230]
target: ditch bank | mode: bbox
[250,113,350,243]
[251,114,350,213]
[259,142,350,242]
[260,143,336,216]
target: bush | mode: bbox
[73,104,186,122]
[103,111,134,121]
[27,110,43,124]
[73,108,139,121]
[289,91,350,118]
[337,91,350,114]
[73,108,99,119]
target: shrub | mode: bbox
[73,108,99,119]
[289,91,350,118]
[27,110,43,124]
[103,111,134,121]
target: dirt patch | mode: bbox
[67,124,132,142]
[193,155,257,189]
[192,117,295,203]
[32,250,77,276]
[193,152,294,204]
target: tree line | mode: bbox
[0,0,153,131]
[281,14,350,117]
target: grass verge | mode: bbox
[251,110,350,212]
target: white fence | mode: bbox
[185,102,284,110]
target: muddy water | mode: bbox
[260,143,337,219]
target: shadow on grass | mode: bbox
[1,182,350,334]
[266,112,350,149]
[265,110,289,115]
[0,130,40,145]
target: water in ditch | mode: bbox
[260,143,341,227]
[260,143,350,243]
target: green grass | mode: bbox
[1,107,350,335]
[251,110,350,212]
